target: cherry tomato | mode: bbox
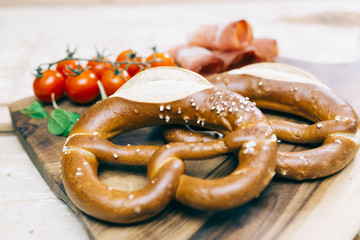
[56,59,83,77]
[86,57,113,79]
[101,69,131,96]
[116,50,143,77]
[65,69,99,104]
[146,52,175,68]
[33,70,65,103]
[133,67,145,76]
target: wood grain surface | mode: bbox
[9,58,360,240]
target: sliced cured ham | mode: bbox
[251,38,279,62]
[216,38,279,70]
[169,19,278,75]
[168,45,224,75]
[188,20,253,51]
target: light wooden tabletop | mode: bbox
[1,1,360,239]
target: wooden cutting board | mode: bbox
[9,58,360,240]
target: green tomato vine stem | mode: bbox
[38,47,164,74]
[51,93,59,109]
[97,80,108,100]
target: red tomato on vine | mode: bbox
[56,59,83,77]
[87,57,112,79]
[101,68,131,96]
[86,49,113,79]
[116,50,143,77]
[33,69,65,103]
[146,52,175,68]
[65,69,100,104]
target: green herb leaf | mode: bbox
[21,101,48,119]
[47,108,70,135]
[61,122,76,137]
[65,110,81,124]
[61,110,81,137]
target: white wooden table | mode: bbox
[1,1,360,239]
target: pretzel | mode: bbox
[164,63,360,180]
[60,67,277,223]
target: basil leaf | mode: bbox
[65,111,81,124]
[61,122,75,137]
[61,110,81,137]
[47,108,70,135]
[21,101,48,119]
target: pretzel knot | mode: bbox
[165,63,360,180]
[60,67,277,223]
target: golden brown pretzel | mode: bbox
[60,67,277,223]
[164,63,360,180]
